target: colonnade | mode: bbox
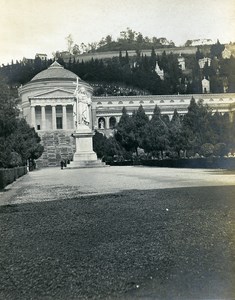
[31,104,74,131]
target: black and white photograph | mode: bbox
[0,0,235,299]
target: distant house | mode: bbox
[222,47,232,59]
[202,77,210,93]
[198,57,211,69]
[35,53,47,60]
[22,57,34,64]
[191,39,214,46]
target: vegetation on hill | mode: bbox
[1,40,234,95]
[65,28,175,55]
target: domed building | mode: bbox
[19,61,94,167]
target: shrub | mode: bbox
[9,152,23,167]
[213,143,228,157]
[200,143,214,157]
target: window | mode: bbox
[56,117,62,129]
[37,124,40,130]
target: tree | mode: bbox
[105,35,112,44]
[93,130,107,158]
[210,40,225,58]
[136,32,144,44]
[8,119,44,166]
[182,97,213,154]
[142,105,169,158]
[0,77,18,139]
[0,78,43,168]
[150,47,156,70]
[169,109,186,157]
[132,105,149,152]
[66,34,74,53]
[115,107,136,153]
[72,44,80,55]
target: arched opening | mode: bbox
[109,116,116,129]
[98,117,105,129]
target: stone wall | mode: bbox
[36,131,75,168]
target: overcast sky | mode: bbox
[0,0,235,65]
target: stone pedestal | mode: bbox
[68,125,105,168]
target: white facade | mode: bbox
[198,57,211,69]
[35,53,47,60]
[202,77,210,93]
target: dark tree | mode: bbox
[142,105,169,158]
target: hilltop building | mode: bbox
[222,47,232,59]
[19,61,235,167]
[191,39,214,46]
[35,53,47,61]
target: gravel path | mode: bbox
[0,166,234,299]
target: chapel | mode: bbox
[19,61,93,167]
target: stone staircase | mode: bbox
[36,131,75,167]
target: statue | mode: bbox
[74,77,91,128]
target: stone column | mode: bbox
[229,111,234,123]
[105,117,109,129]
[91,107,97,129]
[52,105,57,130]
[62,105,67,130]
[41,105,46,131]
[116,116,120,123]
[31,106,36,128]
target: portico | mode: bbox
[29,99,74,131]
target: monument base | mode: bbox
[68,126,106,168]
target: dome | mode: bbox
[31,61,79,82]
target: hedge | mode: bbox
[0,166,27,189]
[141,157,235,169]
[109,157,235,169]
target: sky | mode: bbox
[0,0,235,65]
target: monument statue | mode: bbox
[74,77,91,128]
[70,77,105,168]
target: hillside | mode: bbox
[61,46,200,64]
